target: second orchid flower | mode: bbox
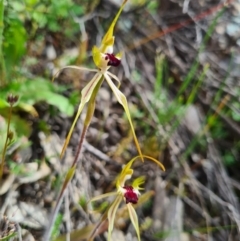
[89,155,165,241]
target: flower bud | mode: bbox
[8,131,14,141]
[7,94,19,106]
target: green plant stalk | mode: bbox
[154,53,165,98]
[0,105,12,182]
[43,76,104,241]
[206,51,234,121]
[162,6,225,145]
[186,63,209,105]
[177,6,226,98]
[181,51,233,162]
[161,63,208,146]
[154,6,222,133]
[0,0,6,86]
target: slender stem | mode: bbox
[43,76,104,241]
[87,208,108,241]
[0,105,12,182]
[71,125,88,167]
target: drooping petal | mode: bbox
[107,71,121,88]
[104,73,143,161]
[52,65,98,82]
[116,157,140,189]
[117,155,143,188]
[141,155,165,171]
[127,203,141,241]
[60,73,102,158]
[100,0,128,53]
[123,155,165,171]
[107,195,122,241]
[89,192,117,203]
[116,155,165,189]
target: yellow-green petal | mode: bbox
[132,176,145,190]
[127,203,141,241]
[124,155,165,171]
[92,46,102,68]
[141,155,165,171]
[104,73,143,161]
[107,71,121,88]
[117,168,133,188]
[60,73,102,158]
[52,66,98,82]
[89,192,117,203]
[107,195,122,241]
[100,0,128,53]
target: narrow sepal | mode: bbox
[60,73,102,158]
[104,73,143,161]
[100,0,128,53]
[127,203,141,241]
[107,196,122,241]
[89,192,117,203]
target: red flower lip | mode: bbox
[123,186,139,204]
[105,53,121,67]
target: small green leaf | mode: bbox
[0,232,16,240]
[10,1,25,11]
[41,92,74,116]
[17,102,38,117]
[51,213,63,240]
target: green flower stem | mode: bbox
[0,105,12,182]
[43,76,104,241]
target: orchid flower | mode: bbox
[89,155,165,241]
[53,0,143,160]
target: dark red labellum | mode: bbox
[105,53,121,67]
[123,186,138,204]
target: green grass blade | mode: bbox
[177,6,226,98]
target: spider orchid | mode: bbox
[53,0,143,160]
[89,155,165,241]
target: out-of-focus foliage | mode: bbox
[6,0,85,36]
[0,78,75,148]
[0,0,82,155]
[2,6,26,73]
[0,78,75,117]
